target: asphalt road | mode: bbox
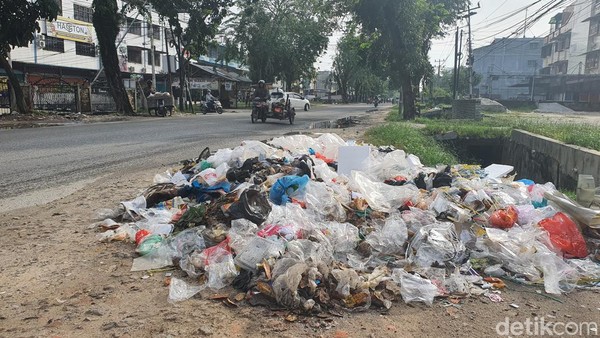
[0,103,380,209]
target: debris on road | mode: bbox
[92,133,600,314]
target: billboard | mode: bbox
[47,16,94,43]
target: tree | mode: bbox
[92,0,231,114]
[226,0,345,88]
[332,32,364,103]
[0,0,59,114]
[92,0,134,115]
[150,0,232,111]
[353,0,468,119]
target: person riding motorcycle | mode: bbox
[253,80,269,101]
[205,90,216,110]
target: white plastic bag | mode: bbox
[392,269,438,306]
[366,214,408,255]
[350,171,418,213]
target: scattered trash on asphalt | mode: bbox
[92,133,600,314]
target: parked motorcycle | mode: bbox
[200,99,223,115]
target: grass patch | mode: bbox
[364,123,458,166]
[412,114,600,151]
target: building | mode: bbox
[5,0,249,112]
[536,0,600,104]
[472,38,543,101]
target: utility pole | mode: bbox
[461,3,480,98]
[148,5,157,90]
[452,27,459,100]
[456,30,464,97]
[531,61,537,101]
[435,59,443,76]
[165,26,173,97]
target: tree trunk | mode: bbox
[0,55,28,114]
[402,76,416,120]
[92,0,134,115]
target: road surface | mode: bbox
[0,103,381,211]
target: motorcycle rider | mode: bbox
[205,90,216,110]
[253,80,269,101]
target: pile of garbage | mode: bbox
[93,133,600,312]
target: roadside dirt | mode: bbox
[1,110,600,338]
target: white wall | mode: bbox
[10,0,183,75]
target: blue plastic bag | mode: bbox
[269,175,309,205]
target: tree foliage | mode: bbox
[0,0,59,113]
[92,0,231,113]
[353,0,468,119]
[226,0,345,87]
[148,0,232,110]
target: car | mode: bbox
[270,91,311,111]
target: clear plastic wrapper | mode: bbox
[207,148,233,168]
[406,222,466,268]
[544,190,600,228]
[168,277,205,302]
[234,236,285,271]
[366,214,408,255]
[269,135,318,155]
[325,222,360,254]
[350,171,418,213]
[205,247,239,290]
[331,269,363,296]
[533,248,580,294]
[228,219,259,253]
[304,181,347,221]
[392,269,439,306]
[271,260,309,309]
[316,133,346,161]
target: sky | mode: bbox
[316,0,570,71]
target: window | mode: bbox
[150,24,161,40]
[54,0,62,15]
[152,51,161,66]
[527,60,538,67]
[73,4,93,23]
[126,18,142,35]
[127,47,142,63]
[45,35,64,53]
[76,42,96,57]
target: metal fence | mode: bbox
[0,77,11,114]
[90,84,117,113]
[32,83,78,112]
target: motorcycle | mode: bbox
[201,99,224,115]
[251,95,295,124]
[374,98,379,108]
[251,97,269,123]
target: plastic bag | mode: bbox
[317,133,346,161]
[269,175,310,205]
[228,218,259,253]
[325,222,360,254]
[229,186,272,225]
[269,134,318,155]
[366,214,408,255]
[392,269,438,306]
[97,224,136,242]
[136,234,164,256]
[132,226,206,273]
[481,227,544,281]
[286,239,333,264]
[489,206,518,229]
[304,181,346,221]
[168,277,205,302]
[533,250,579,294]
[544,190,600,229]
[234,236,285,272]
[205,247,239,290]
[350,171,418,213]
[271,260,309,309]
[406,222,466,268]
[515,205,557,227]
[207,148,233,168]
[331,269,363,297]
[538,212,588,258]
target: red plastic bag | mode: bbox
[135,229,151,245]
[489,206,518,229]
[538,212,588,258]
